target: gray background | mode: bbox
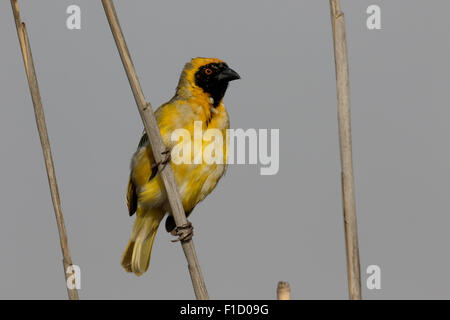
[0,0,448,299]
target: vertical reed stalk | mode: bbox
[277,281,291,300]
[329,0,362,300]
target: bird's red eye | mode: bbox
[204,68,213,75]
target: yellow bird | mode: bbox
[121,57,240,276]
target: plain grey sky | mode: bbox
[0,0,449,299]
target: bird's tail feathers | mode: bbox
[121,208,165,276]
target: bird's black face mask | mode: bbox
[195,62,240,107]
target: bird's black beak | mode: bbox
[218,67,240,82]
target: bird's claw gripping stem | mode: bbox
[159,147,171,166]
[151,148,171,172]
[171,221,194,243]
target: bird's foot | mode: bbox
[171,221,194,242]
[150,148,171,173]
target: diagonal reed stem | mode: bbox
[10,0,79,300]
[101,0,209,299]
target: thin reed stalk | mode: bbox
[329,0,362,300]
[101,0,208,299]
[10,0,79,300]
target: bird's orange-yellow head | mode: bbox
[176,57,240,107]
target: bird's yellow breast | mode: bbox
[132,98,229,214]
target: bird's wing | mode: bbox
[127,132,156,217]
[126,101,186,217]
[126,175,137,216]
[137,131,149,148]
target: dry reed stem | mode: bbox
[101,0,208,299]
[10,0,79,300]
[277,281,291,300]
[329,0,362,300]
